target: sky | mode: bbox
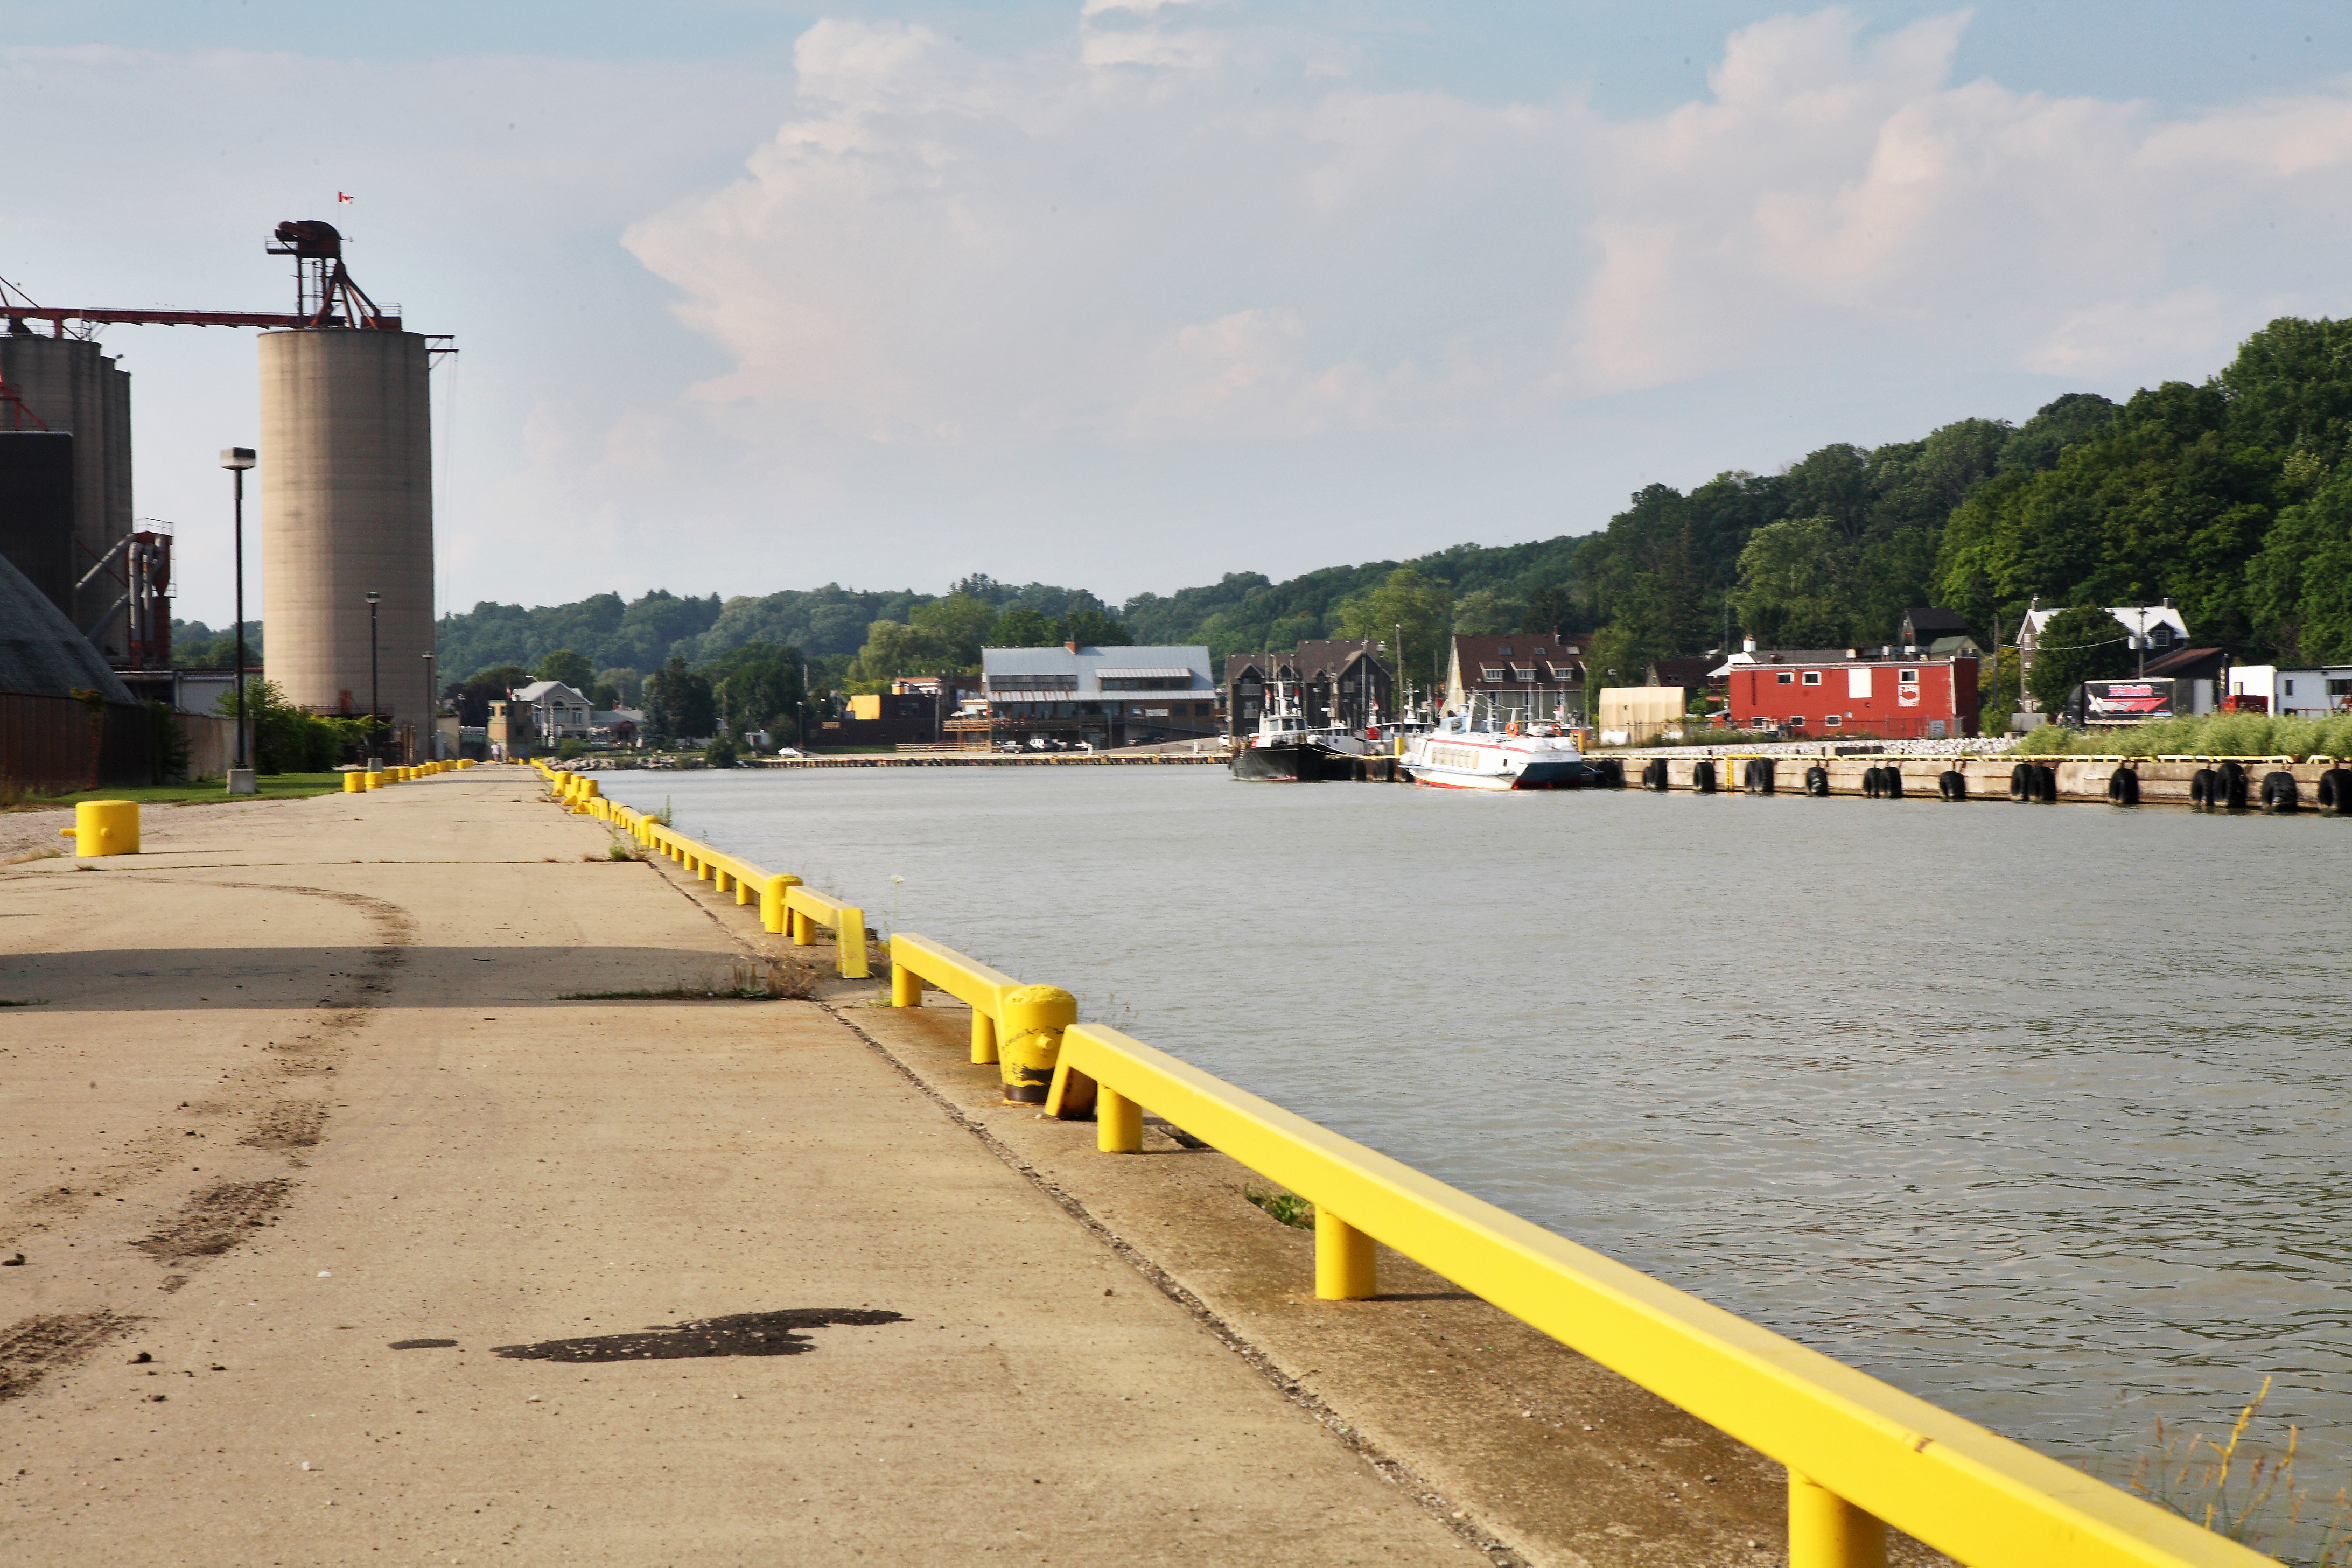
[7,2,2352,628]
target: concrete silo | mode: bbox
[0,331,134,655]
[253,221,435,747]
[258,326,433,738]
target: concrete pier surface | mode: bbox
[1,769,1921,1567]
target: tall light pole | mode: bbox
[219,448,256,772]
[422,649,437,760]
[364,591,382,740]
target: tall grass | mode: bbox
[2091,1381,2352,1566]
[2017,711,2352,758]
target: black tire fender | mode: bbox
[2010,762,2031,801]
[1883,766,1904,800]
[2035,764,2060,802]
[2320,768,2352,814]
[1692,759,1716,793]
[2262,770,2300,813]
[2220,761,2249,810]
[1805,765,1829,796]
[1939,769,1965,801]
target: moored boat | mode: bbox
[1401,710,1590,790]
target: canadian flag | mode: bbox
[337,191,354,205]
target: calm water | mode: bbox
[604,765,2352,1476]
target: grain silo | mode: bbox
[255,222,434,745]
[0,331,134,655]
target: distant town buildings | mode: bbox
[1224,640,1395,739]
[1443,634,1585,725]
[963,643,1219,750]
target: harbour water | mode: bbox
[601,765,2352,1484]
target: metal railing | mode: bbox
[530,759,2272,1568]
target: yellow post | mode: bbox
[59,800,139,857]
[891,958,922,1008]
[572,778,600,814]
[364,771,383,790]
[970,1007,997,1065]
[1315,1210,1376,1300]
[344,772,362,793]
[1788,1472,1886,1568]
[760,875,801,935]
[1097,1086,1142,1152]
[834,905,869,979]
[790,908,814,945]
[995,985,1075,1104]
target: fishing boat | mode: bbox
[1401,708,1591,790]
[1230,674,1349,781]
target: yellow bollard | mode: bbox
[364,771,383,790]
[1096,1086,1142,1152]
[1315,1209,1377,1300]
[1788,1472,1886,1568]
[760,875,801,935]
[59,799,139,857]
[344,772,362,793]
[996,985,1075,1104]
[571,778,600,814]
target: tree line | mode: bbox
[287,313,2352,742]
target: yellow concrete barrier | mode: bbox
[571,778,600,814]
[782,884,869,978]
[363,771,383,790]
[344,772,363,793]
[1041,1022,2269,1568]
[59,799,138,857]
[890,933,1021,1065]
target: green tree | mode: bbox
[590,682,619,711]
[450,664,532,726]
[990,607,1055,647]
[909,593,999,667]
[1451,589,1521,635]
[644,656,717,740]
[1521,582,1576,636]
[1335,567,1453,692]
[1060,607,1126,648]
[851,620,957,683]
[1728,516,1856,648]
[594,667,643,706]
[703,734,739,768]
[2247,460,2352,661]
[2027,604,2134,712]
[535,648,594,689]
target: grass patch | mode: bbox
[2017,711,2352,760]
[4,773,356,809]
[587,830,648,862]
[1245,1187,1315,1229]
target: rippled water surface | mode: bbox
[603,765,2352,1473]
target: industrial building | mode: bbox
[0,221,447,783]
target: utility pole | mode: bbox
[422,650,437,759]
[364,591,382,735]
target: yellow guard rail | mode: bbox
[889,932,1021,1063]
[1040,1022,2273,1568]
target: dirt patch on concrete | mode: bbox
[241,1101,326,1150]
[0,1310,142,1400]
[132,1177,295,1259]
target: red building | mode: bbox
[1723,648,1979,739]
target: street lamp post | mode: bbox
[364,591,382,751]
[219,448,256,783]
[422,650,436,760]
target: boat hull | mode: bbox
[1410,759,1592,790]
[1231,741,1345,782]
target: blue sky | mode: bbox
[8,2,2352,628]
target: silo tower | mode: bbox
[257,220,435,745]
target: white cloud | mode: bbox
[630,5,2352,452]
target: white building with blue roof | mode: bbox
[973,642,1219,748]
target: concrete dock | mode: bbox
[0,768,1900,1567]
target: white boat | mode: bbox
[1402,710,1590,790]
